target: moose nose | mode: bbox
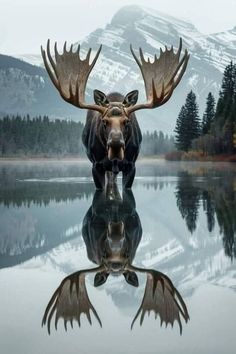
[107,131,125,148]
[110,262,123,271]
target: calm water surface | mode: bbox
[0,160,235,354]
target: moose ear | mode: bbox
[123,90,139,107]
[94,271,109,287]
[94,90,109,106]
[123,271,139,287]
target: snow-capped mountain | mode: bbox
[2,5,236,132]
[75,5,235,132]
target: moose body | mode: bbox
[82,92,142,188]
[41,38,189,189]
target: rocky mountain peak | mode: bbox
[111,5,145,26]
[110,5,198,41]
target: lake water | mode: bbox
[0,160,235,354]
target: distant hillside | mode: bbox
[0,54,45,75]
[0,53,84,120]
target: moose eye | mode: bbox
[102,119,108,128]
[124,119,131,128]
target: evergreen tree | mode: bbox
[202,92,215,135]
[174,106,188,151]
[215,61,236,126]
[214,61,236,153]
[174,91,200,151]
[175,172,201,233]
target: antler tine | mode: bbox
[42,266,104,334]
[54,41,59,61]
[128,38,189,114]
[90,44,102,68]
[139,47,146,64]
[128,265,189,334]
[89,301,103,327]
[46,39,57,75]
[86,310,92,325]
[174,286,190,322]
[86,48,92,62]
[63,41,67,54]
[70,318,73,328]
[131,306,142,329]
[64,319,68,331]
[176,37,183,60]
[47,301,58,334]
[130,44,142,71]
[41,41,58,90]
[41,285,59,327]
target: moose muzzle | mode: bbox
[107,130,125,161]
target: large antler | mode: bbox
[42,266,105,334]
[41,40,106,114]
[127,38,190,114]
[129,265,189,334]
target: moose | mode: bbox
[42,183,189,334]
[41,39,189,188]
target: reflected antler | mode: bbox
[129,265,189,334]
[127,38,189,114]
[42,266,104,334]
[41,40,106,114]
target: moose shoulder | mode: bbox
[41,39,189,189]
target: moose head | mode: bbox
[41,39,189,165]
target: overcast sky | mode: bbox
[0,0,236,55]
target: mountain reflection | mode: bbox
[42,181,189,334]
[175,170,236,259]
[0,183,93,269]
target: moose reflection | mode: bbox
[42,179,189,334]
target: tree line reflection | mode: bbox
[175,171,236,259]
[0,182,94,207]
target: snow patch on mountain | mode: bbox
[14,54,44,67]
[142,239,184,267]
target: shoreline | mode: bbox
[0,157,168,165]
[0,156,235,164]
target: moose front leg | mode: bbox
[92,163,105,189]
[122,162,136,189]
